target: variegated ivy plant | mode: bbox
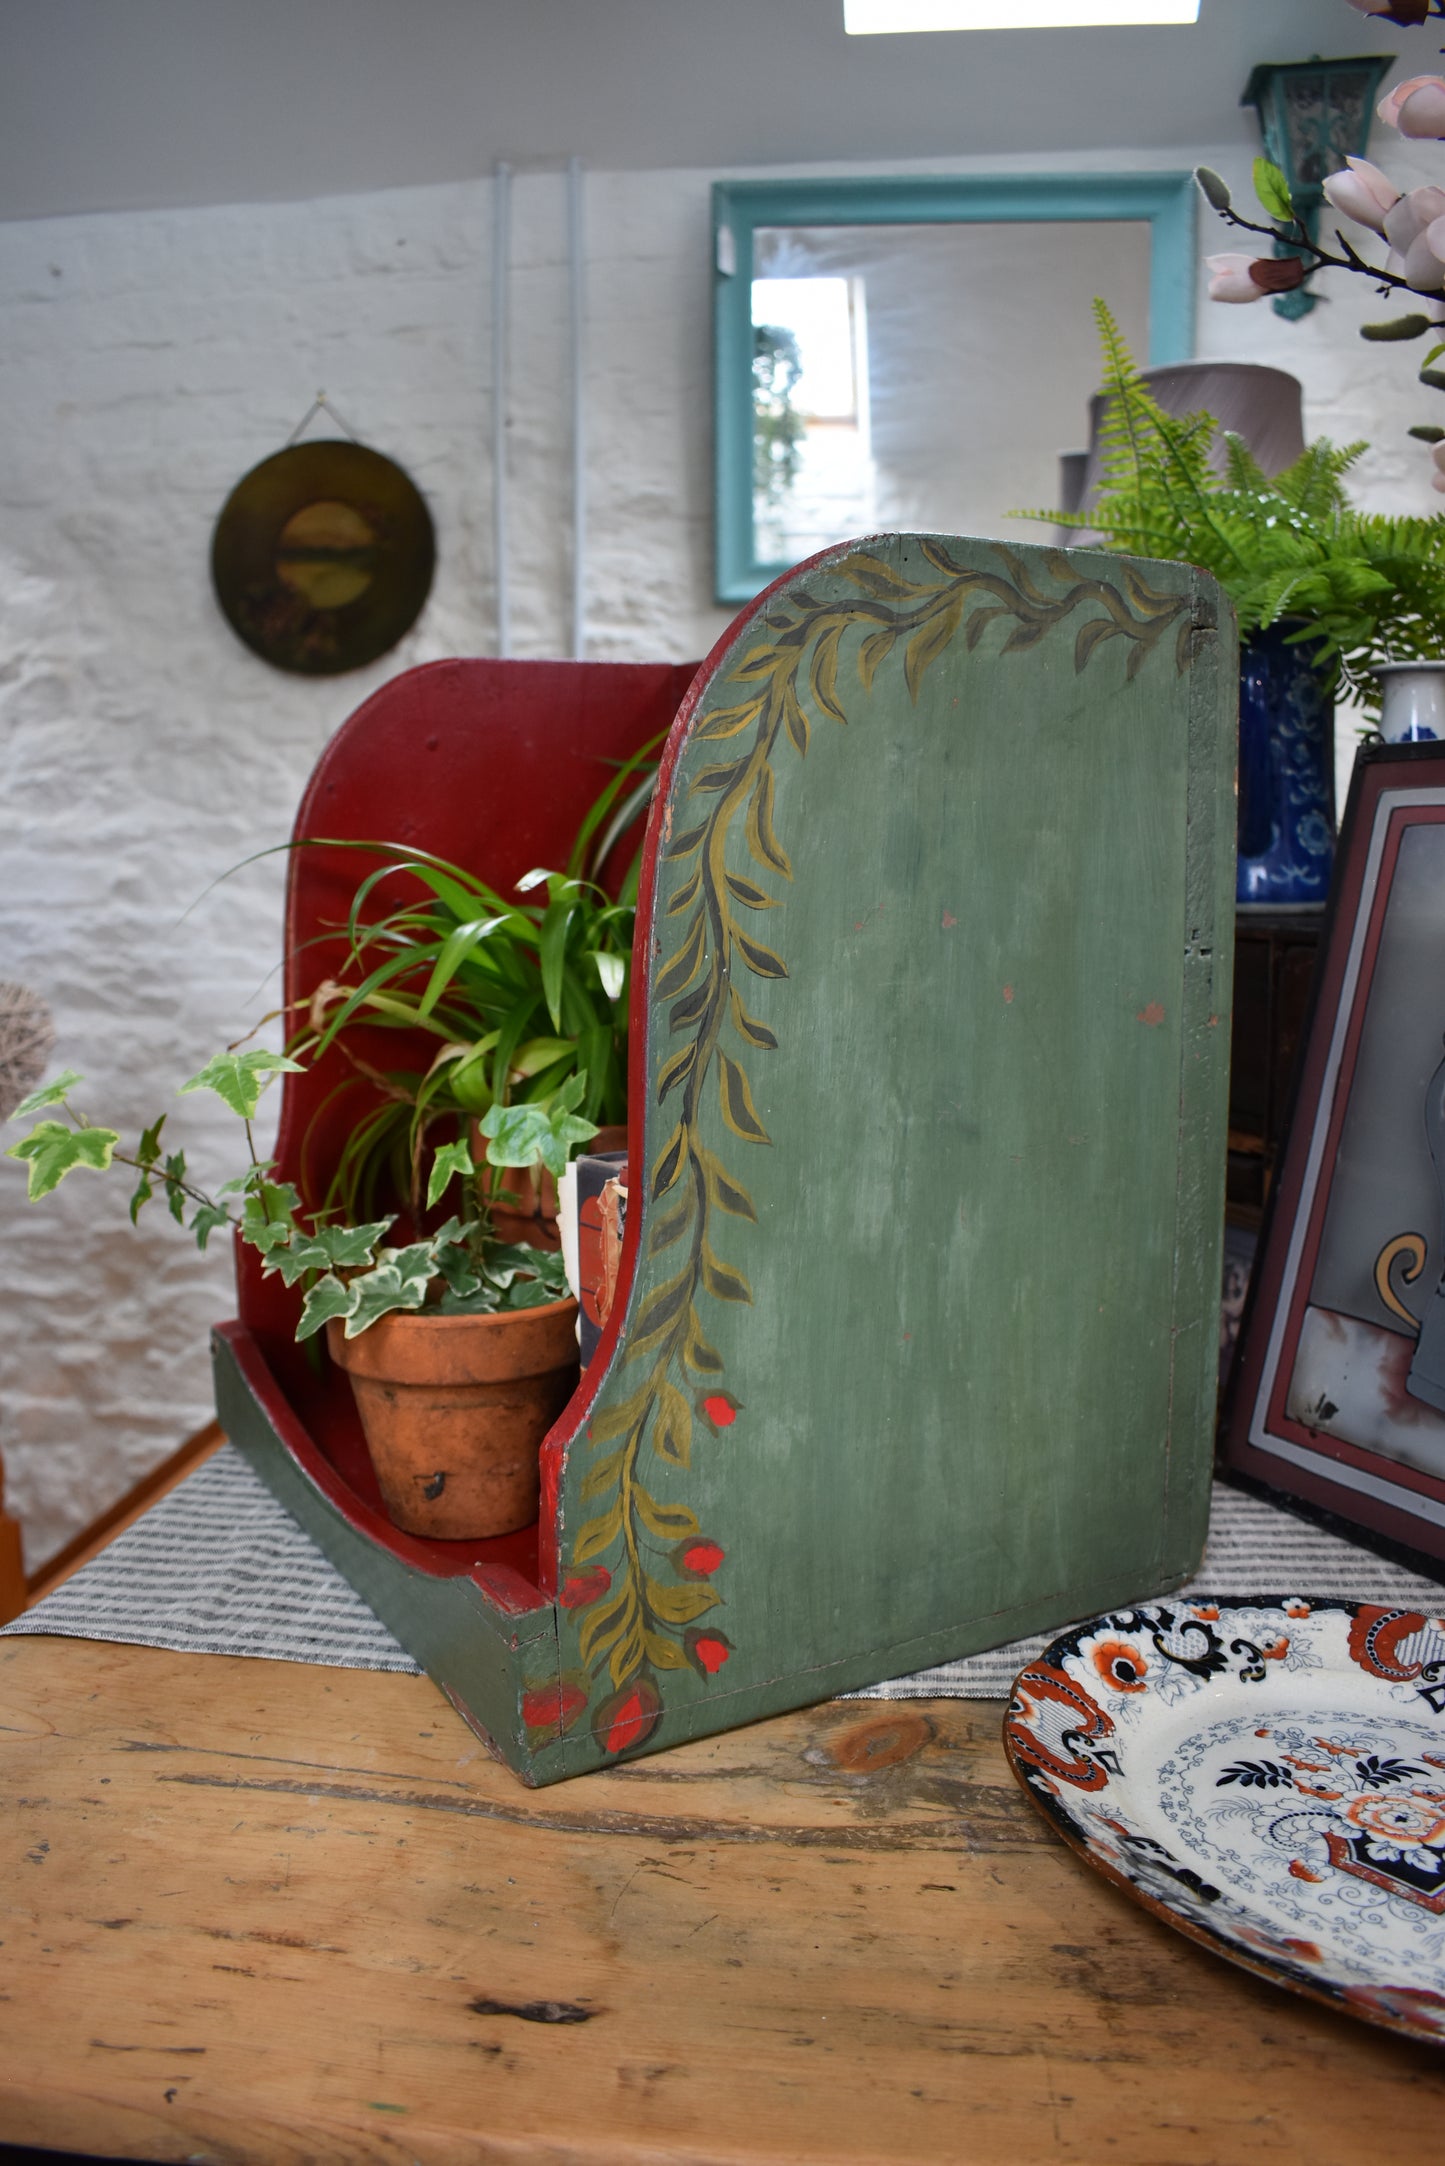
[4,1051,595,1339]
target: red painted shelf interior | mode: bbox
[224,656,701,1621]
[230,1319,546,1598]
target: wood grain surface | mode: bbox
[3,1633,1444,2165]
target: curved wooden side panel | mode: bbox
[538,534,1236,1777]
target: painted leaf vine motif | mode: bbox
[565,539,1193,1758]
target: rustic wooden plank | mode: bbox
[2,1634,1443,2164]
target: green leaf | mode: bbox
[239,1180,301,1255]
[592,950,626,1001]
[1409,425,1445,443]
[10,1070,83,1121]
[162,1151,188,1224]
[415,914,511,1020]
[426,1137,477,1210]
[480,1100,555,1167]
[480,1095,596,1179]
[190,1203,233,1252]
[551,1070,586,1117]
[136,1115,166,1168]
[130,1117,168,1220]
[180,1049,306,1121]
[433,1247,483,1301]
[1421,368,1445,393]
[342,1258,433,1336]
[263,1218,393,1286]
[496,1256,570,1307]
[296,1273,357,1342]
[1253,157,1294,223]
[6,1120,118,1199]
[538,890,573,1032]
[308,1219,395,1267]
[544,1114,598,1178]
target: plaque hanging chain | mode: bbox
[283,390,364,449]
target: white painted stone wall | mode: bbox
[1,137,1438,1570]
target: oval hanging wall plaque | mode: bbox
[210,440,435,676]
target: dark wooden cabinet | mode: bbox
[1227,907,1323,1226]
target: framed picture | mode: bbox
[1222,740,1445,1572]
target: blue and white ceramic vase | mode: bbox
[1376,660,1445,744]
[1236,624,1335,906]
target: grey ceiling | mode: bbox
[0,0,1419,223]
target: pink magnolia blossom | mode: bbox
[1384,184,1445,249]
[1207,252,1266,303]
[1322,157,1401,235]
[1432,443,1445,495]
[1392,209,1445,290]
[1380,76,1445,139]
[1383,184,1445,256]
[1404,232,1445,288]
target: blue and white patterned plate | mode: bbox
[1004,1595,1445,2044]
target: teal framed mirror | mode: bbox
[714,173,1197,604]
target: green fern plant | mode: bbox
[1028,301,1445,714]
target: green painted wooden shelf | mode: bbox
[217,536,1237,1785]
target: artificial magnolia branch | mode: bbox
[1197,8,1445,486]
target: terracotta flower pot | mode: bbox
[481,1122,628,1250]
[326,1298,579,1540]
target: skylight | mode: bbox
[845,1,1199,30]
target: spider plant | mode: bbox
[294,732,664,1224]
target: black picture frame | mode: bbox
[1221,739,1445,1574]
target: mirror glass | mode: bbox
[714,176,1196,602]
[752,221,1150,567]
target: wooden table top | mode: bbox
[4,1632,1445,2166]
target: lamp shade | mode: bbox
[1069,360,1306,517]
